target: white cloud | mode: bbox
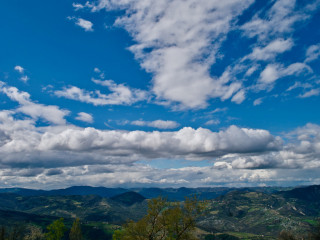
[85,0,255,109]
[205,119,220,125]
[299,88,320,98]
[72,3,85,11]
[244,38,294,61]
[258,64,281,85]
[131,120,180,129]
[17,104,69,125]
[245,65,259,77]
[0,110,281,169]
[253,98,263,106]
[93,67,101,73]
[0,82,69,125]
[14,66,29,82]
[241,0,310,40]
[20,76,29,83]
[231,90,245,104]
[75,112,94,123]
[305,44,320,62]
[68,16,94,31]
[257,63,312,90]
[1,109,320,188]
[55,79,148,106]
[77,18,93,31]
[14,65,24,73]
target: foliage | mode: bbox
[112,195,207,240]
[24,226,45,240]
[45,218,67,240]
[309,220,320,240]
[69,219,82,240]
[278,230,297,240]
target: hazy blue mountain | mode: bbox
[0,186,128,198]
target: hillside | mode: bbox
[0,193,147,224]
[0,185,319,239]
[111,191,146,206]
[198,188,320,238]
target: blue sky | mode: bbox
[0,0,320,189]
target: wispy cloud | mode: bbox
[299,88,320,98]
[75,112,94,123]
[241,0,312,41]
[131,120,180,129]
[55,79,148,106]
[14,65,24,73]
[85,0,255,109]
[243,38,294,61]
[77,0,320,108]
[14,65,29,82]
[0,82,69,125]
[305,44,320,62]
[204,119,220,125]
[68,16,94,31]
[256,63,312,90]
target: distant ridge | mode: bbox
[279,184,320,201]
[111,191,146,206]
[0,186,294,200]
[0,186,128,198]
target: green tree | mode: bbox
[69,219,82,240]
[113,195,206,240]
[278,230,297,240]
[45,218,67,240]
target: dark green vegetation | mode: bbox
[113,196,206,240]
[0,185,319,239]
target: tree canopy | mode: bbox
[113,195,207,240]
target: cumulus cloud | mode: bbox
[1,110,302,188]
[213,123,320,171]
[0,109,281,169]
[131,120,180,129]
[0,82,69,125]
[55,79,148,106]
[75,112,94,123]
[1,108,320,188]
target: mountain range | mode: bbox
[0,185,319,239]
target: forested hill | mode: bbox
[0,185,319,239]
[0,185,292,200]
